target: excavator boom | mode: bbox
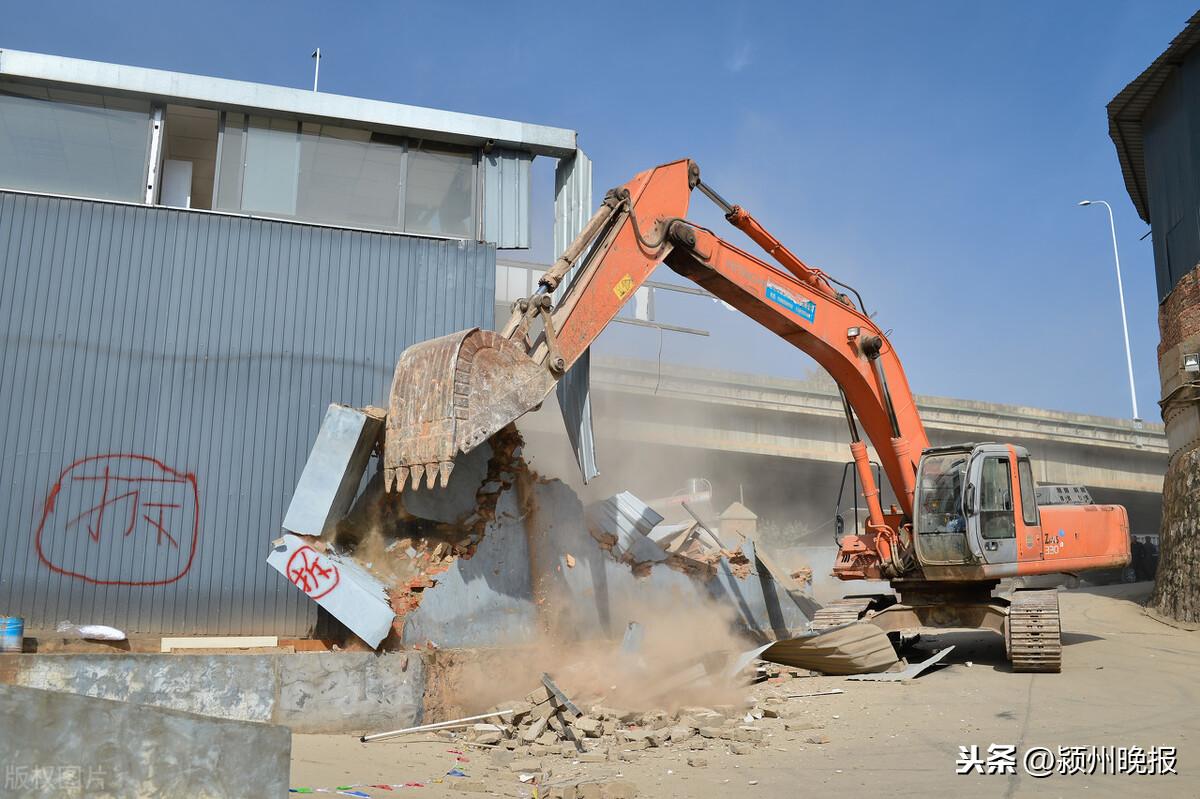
[385,159,929,580]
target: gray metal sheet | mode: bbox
[482,148,532,249]
[0,191,495,635]
[553,150,598,482]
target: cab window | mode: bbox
[979,457,1015,539]
[1017,458,1039,527]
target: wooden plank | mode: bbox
[160,636,278,652]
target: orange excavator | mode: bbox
[382,158,1130,673]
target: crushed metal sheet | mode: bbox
[846,645,956,682]
[585,491,669,564]
[541,673,582,718]
[731,623,899,677]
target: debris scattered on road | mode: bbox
[360,709,516,743]
[845,646,955,682]
[733,623,899,676]
[55,621,126,641]
[784,689,845,699]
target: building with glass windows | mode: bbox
[0,48,592,636]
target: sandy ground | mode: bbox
[291,583,1200,798]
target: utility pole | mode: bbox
[311,48,321,92]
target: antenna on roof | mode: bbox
[311,48,321,92]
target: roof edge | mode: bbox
[0,48,578,158]
[1106,11,1200,222]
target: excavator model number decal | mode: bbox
[766,283,816,323]
[613,274,635,301]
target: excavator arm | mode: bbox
[384,158,930,578]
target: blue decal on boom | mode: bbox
[766,284,816,323]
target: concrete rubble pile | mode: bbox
[455,675,788,775]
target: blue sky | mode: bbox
[5,1,1194,419]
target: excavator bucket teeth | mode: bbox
[383,328,556,491]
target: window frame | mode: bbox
[1016,457,1040,527]
[978,455,1016,540]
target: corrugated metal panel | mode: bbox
[553,150,598,482]
[482,148,532,248]
[1143,49,1200,300]
[584,492,667,564]
[1107,10,1200,224]
[0,191,495,635]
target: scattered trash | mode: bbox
[845,646,956,682]
[55,621,126,641]
[446,768,467,777]
[565,553,576,568]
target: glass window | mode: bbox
[241,116,300,215]
[980,457,1016,539]
[213,117,477,238]
[404,141,476,238]
[296,124,406,231]
[915,452,968,535]
[1017,458,1039,526]
[0,81,150,202]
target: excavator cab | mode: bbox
[912,442,1129,580]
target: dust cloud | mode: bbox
[438,596,755,717]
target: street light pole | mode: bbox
[1078,199,1140,422]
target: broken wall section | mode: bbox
[275,407,815,655]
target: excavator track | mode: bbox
[810,597,876,631]
[1007,589,1062,673]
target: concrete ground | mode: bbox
[291,583,1200,798]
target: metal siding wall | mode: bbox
[482,148,532,249]
[0,193,495,635]
[1145,48,1200,300]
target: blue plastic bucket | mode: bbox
[0,616,24,653]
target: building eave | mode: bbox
[1106,12,1200,223]
[0,48,578,158]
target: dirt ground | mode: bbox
[291,583,1200,798]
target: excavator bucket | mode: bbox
[383,328,556,491]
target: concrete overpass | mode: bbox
[516,357,1168,539]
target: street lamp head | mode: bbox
[1077,200,1093,206]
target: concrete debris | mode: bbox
[450,674,794,770]
[541,780,639,799]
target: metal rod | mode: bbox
[696,179,736,216]
[611,317,710,337]
[360,709,513,743]
[538,201,619,290]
